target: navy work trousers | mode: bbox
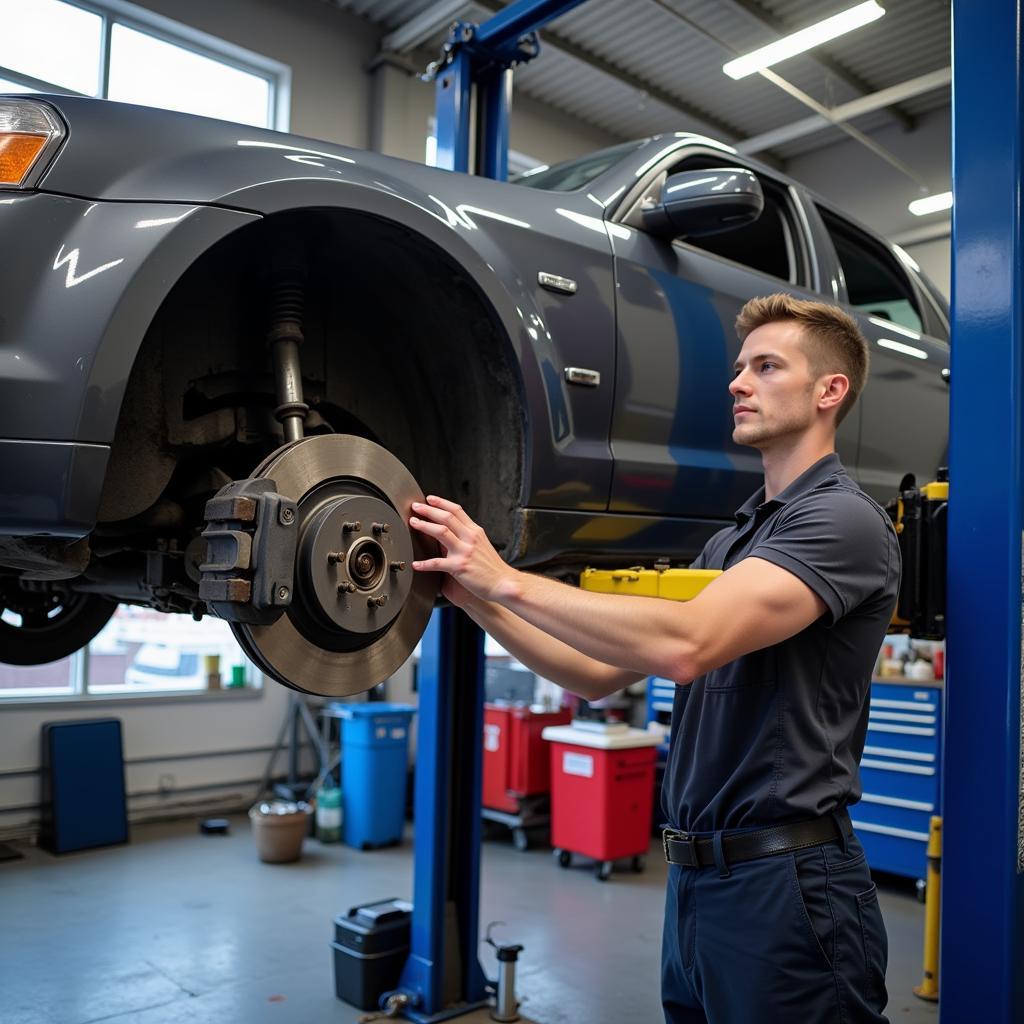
[661,834,889,1023]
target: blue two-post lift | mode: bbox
[388,3,587,1021]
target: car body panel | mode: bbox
[0,191,259,443]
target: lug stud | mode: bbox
[337,581,356,594]
[327,551,345,565]
[367,594,388,608]
[372,522,390,535]
[343,521,362,532]
[390,561,406,572]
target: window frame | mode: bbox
[0,0,290,131]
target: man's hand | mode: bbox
[409,496,518,602]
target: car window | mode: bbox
[666,154,804,284]
[817,207,923,333]
[511,140,645,192]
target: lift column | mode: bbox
[944,4,1024,1020]
[396,2,589,1020]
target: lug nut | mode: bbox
[372,522,390,535]
[342,521,361,532]
[367,594,388,608]
[390,561,406,572]
[337,581,356,594]
[326,551,345,565]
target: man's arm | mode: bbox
[410,497,827,685]
[449,580,645,701]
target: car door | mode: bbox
[606,149,861,519]
[811,203,950,504]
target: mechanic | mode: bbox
[408,293,898,1024]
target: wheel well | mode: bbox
[98,208,526,554]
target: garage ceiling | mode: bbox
[331,0,950,164]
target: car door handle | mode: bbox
[941,367,950,385]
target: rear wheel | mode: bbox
[0,584,116,665]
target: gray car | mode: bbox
[0,95,949,693]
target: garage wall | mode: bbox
[785,107,952,299]
[371,59,622,165]
[130,0,379,147]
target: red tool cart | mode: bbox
[482,703,572,850]
[542,722,661,881]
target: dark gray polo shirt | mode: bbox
[662,453,900,833]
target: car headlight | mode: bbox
[0,98,66,188]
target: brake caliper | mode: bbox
[199,479,298,624]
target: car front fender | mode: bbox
[0,192,260,444]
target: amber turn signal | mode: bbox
[0,99,65,188]
[0,133,48,186]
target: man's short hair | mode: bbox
[735,293,869,426]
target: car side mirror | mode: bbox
[641,168,764,239]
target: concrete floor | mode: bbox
[1,818,938,1024]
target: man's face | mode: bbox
[729,321,821,450]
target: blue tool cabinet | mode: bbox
[852,679,942,882]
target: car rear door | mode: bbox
[811,203,950,504]
[606,149,861,520]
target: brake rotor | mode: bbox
[230,434,439,697]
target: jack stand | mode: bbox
[258,692,328,802]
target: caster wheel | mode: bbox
[597,861,612,882]
[513,828,529,852]
[916,878,927,903]
[631,855,645,873]
[557,849,571,868]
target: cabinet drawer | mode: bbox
[854,794,935,835]
[870,683,940,708]
[855,825,929,879]
[865,721,938,756]
[859,761,938,805]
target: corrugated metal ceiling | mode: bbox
[331,0,950,162]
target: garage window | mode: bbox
[818,207,924,333]
[0,0,289,130]
[0,607,258,701]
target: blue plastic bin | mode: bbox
[336,703,415,849]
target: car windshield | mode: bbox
[511,140,645,192]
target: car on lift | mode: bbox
[0,95,949,692]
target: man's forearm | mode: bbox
[457,592,644,702]
[493,570,699,683]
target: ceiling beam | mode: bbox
[471,0,747,142]
[736,67,951,154]
[719,0,916,132]
[382,0,471,54]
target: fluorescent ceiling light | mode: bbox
[723,2,886,80]
[908,191,953,217]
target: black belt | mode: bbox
[662,810,853,869]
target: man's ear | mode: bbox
[818,373,850,412]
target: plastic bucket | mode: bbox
[249,801,312,863]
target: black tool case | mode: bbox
[331,898,411,1010]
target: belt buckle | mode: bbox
[662,828,696,865]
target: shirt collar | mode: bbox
[733,452,844,525]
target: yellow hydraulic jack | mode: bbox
[579,565,721,601]
[913,816,943,1002]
